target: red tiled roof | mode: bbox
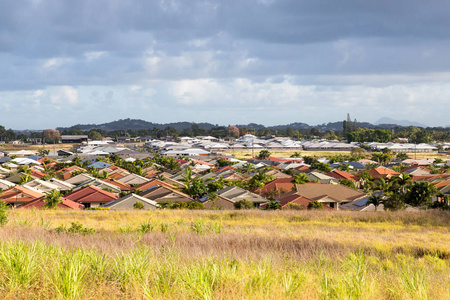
[18,196,84,210]
[294,165,310,172]
[108,173,125,180]
[326,170,357,181]
[103,178,131,190]
[133,179,175,191]
[30,170,46,178]
[59,166,85,174]
[65,186,118,204]
[256,178,294,195]
[359,167,400,180]
[37,157,54,164]
[278,193,313,208]
[215,166,236,173]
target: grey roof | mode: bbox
[103,193,158,209]
[215,186,268,204]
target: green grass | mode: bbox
[0,210,449,299]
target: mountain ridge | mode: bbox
[55,118,432,133]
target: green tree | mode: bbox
[405,181,438,207]
[291,173,311,184]
[339,179,356,189]
[44,189,63,209]
[367,195,383,211]
[257,150,271,160]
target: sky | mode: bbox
[1,0,450,130]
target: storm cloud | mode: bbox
[0,0,449,129]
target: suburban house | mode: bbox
[202,194,236,210]
[306,171,339,184]
[256,178,295,197]
[64,174,96,185]
[61,135,89,143]
[72,178,121,194]
[360,167,400,180]
[292,184,368,209]
[0,179,15,191]
[325,170,357,182]
[0,186,44,207]
[18,196,84,210]
[115,173,150,185]
[215,186,268,207]
[103,193,158,210]
[103,178,131,192]
[64,186,119,208]
[138,185,194,203]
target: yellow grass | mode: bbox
[0,209,449,299]
[225,149,449,160]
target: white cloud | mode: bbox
[84,51,107,61]
[48,86,79,108]
[42,57,74,69]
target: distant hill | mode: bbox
[55,118,421,133]
[57,119,217,132]
[375,117,428,128]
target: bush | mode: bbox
[234,199,254,210]
[307,201,323,210]
[162,201,205,210]
[85,207,110,210]
[265,200,281,210]
[55,222,95,235]
[284,203,305,210]
[133,201,144,210]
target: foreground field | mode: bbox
[0,210,449,299]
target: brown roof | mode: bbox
[293,184,367,203]
[133,179,175,192]
[103,178,131,191]
[359,167,400,180]
[64,186,119,204]
[294,165,310,173]
[278,193,313,208]
[139,185,193,203]
[18,196,84,210]
[108,172,125,180]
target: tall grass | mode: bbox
[0,210,448,299]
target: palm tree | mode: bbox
[367,195,383,211]
[19,165,32,175]
[182,166,193,190]
[391,173,412,195]
[19,174,32,184]
[372,178,391,193]
[242,163,255,175]
[291,173,311,184]
[44,189,62,209]
[72,156,82,167]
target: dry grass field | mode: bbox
[224,149,449,160]
[0,209,449,299]
[0,143,80,153]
